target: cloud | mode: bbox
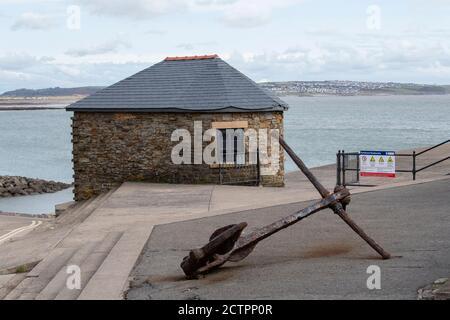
[77,0,188,19]
[0,69,34,82]
[223,35,450,83]
[77,0,301,28]
[0,52,153,93]
[0,53,67,92]
[220,1,273,28]
[417,61,450,77]
[0,53,49,71]
[11,12,56,31]
[193,0,303,28]
[176,41,216,51]
[144,29,166,35]
[3,34,450,94]
[56,65,81,77]
[177,43,195,51]
[65,39,132,57]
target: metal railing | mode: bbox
[337,139,450,186]
[217,150,261,186]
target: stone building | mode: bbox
[67,55,288,201]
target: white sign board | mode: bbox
[359,151,396,178]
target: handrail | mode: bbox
[414,139,450,178]
[416,156,450,173]
[416,139,450,156]
[337,138,450,185]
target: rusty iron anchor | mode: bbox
[180,138,390,278]
[181,189,351,278]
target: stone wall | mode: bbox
[71,111,284,200]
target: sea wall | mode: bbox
[0,176,71,198]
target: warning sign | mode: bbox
[359,151,396,178]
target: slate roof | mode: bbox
[66,55,288,113]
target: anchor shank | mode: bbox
[280,137,330,198]
[234,190,349,251]
[336,210,391,259]
[280,137,391,259]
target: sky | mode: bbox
[1,0,450,93]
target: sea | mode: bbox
[0,94,449,214]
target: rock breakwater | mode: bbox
[0,176,71,198]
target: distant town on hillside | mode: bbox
[259,81,450,96]
[1,81,450,98]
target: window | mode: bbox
[211,121,248,165]
[216,128,245,165]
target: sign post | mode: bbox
[359,151,396,178]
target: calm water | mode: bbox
[283,95,450,171]
[0,95,449,214]
[0,109,73,182]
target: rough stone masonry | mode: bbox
[71,111,285,201]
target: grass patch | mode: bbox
[0,260,40,275]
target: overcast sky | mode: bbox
[1,0,450,93]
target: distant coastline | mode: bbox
[275,92,450,97]
[0,86,101,110]
[276,92,450,98]
[0,96,83,110]
[0,81,449,111]
[259,80,450,97]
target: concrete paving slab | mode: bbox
[0,274,15,287]
[4,277,33,300]
[78,226,153,300]
[54,233,123,300]
[0,215,37,235]
[35,242,99,300]
[0,273,27,300]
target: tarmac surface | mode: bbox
[0,215,36,236]
[126,178,450,300]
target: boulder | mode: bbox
[0,175,71,198]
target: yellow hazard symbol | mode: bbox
[379,156,384,163]
[370,156,376,162]
[388,156,393,163]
